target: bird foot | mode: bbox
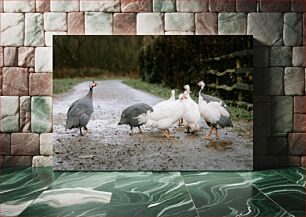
[204,135,212,140]
[129,127,134,135]
[163,129,171,138]
[84,127,90,133]
[164,134,171,139]
[164,132,172,138]
[183,126,190,133]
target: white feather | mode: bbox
[135,110,152,125]
[182,90,201,131]
[207,101,230,117]
[198,95,222,124]
[197,81,232,129]
[146,97,184,129]
[153,90,176,111]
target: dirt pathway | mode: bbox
[53,80,253,171]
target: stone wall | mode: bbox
[0,0,305,169]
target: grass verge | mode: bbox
[53,76,125,95]
[123,79,253,121]
[54,78,90,95]
[122,79,174,99]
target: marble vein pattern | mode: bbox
[0,168,304,216]
[274,167,306,187]
[19,172,117,216]
[31,96,52,133]
[182,172,291,216]
[0,167,58,216]
[239,169,305,216]
[108,172,199,216]
[0,13,25,46]
[20,188,111,216]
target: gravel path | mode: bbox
[53,80,253,171]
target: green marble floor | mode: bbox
[0,167,305,216]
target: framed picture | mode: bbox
[53,35,253,171]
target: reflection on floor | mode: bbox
[0,167,305,216]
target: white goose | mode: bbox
[182,85,201,132]
[153,89,176,111]
[168,89,176,101]
[145,94,186,138]
[197,81,233,140]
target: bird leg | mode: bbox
[84,127,90,133]
[164,129,171,138]
[138,126,143,133]
[204,127,213,140]
[129,126,133,135]
[79,127,84,136]
[215,128,220,140]
[184,127,191,133]
[178,118,183,126]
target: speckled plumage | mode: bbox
[197,80,233,140]
[200,91,233,128]
[118,103,153,128]
[66,84,95,135]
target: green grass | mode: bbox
[122,80,175,99]
[53,75,125,95]
[123,79,253,121]
[228,106,253,121]
[53,78,89,95]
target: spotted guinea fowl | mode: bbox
[197,81,233,140]
[118,103,153,135]
[66,81,97,136]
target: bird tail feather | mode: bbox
[65,118,75,130]
[135,110,152,125]
[145,119,161,128]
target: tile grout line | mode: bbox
[236,172,295,217]
[273,168,305,187]
[180,172,200,217]
[106,171,119,210]
[250,186,294,217]
[17,170,65,216]
[108,172,201,216]
[43,170,66,190]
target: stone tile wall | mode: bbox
[0,0,305,169]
